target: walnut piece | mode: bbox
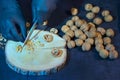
[44,34,53,42]
[16,45,23,52]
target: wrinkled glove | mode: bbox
[32,0,58,29]
[0,0,26,41]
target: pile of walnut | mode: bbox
[61,4,118,59]
[85,3,113,24]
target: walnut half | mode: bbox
[44,34,53,42]
[51,48,63,57]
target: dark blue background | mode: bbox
[0,0,120,80]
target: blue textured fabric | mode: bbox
[0,0,26,41]
[0,0,120,80]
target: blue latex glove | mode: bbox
[0,0,26,41]
[32,0,58,28]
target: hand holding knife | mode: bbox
[23,19,38,47]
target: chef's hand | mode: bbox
[0,0,26,41]
[32,0,58,29]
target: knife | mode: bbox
[23,19,38,47]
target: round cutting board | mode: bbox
[5,30,67,75]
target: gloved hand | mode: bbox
[0,0,26,41]
[32,0,58,28]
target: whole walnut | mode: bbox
[61,25,70,33]
[75,39,83,46]
[103,37,111,45]
[97,27,106,35]
[63,34,71,41]
[85,38,94,45]
[95,44,104,52]
[99,49,109,59]
[67,40,76,48]
[85,3,93,11]
[82,42,91,51]
[66,30,75,38]
[74,29,83,38]
[106,28,114,37]
[109,50,118,59]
